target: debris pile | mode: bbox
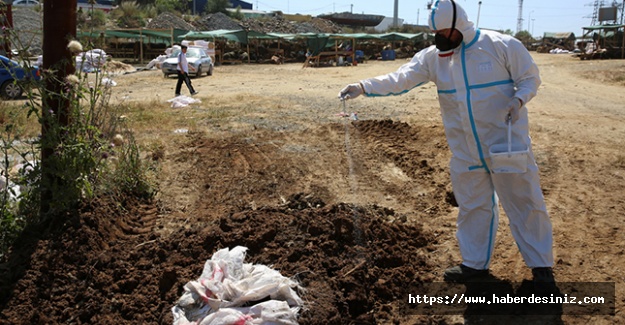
[296,17,343,33]
[103,60,136,74]
[10,7,43,55]
[146,12,197,30]
[193,12,244,31]
[241,15,342,34]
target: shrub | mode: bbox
[0,39,155,261]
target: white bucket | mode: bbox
[488,120,528,174]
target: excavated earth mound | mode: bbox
[0,120,450,324]
[0,197,437,324]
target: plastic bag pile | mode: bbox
[146,54,168,70]
[167,95,202,108]
[76,49,109,72]
[172,246,303,325]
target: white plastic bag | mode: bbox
[172,246,303,325]
[168,96,202,108]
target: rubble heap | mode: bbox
[146,12,197,31]
[10,7,43,55]
[295,17,343,33]
[193,12,244,31]
[241,15,342,34]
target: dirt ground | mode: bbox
[1,53,624,324]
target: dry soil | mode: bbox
[1,53,624,324]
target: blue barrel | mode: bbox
[381,49,396,60]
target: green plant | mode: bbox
[205,0,230,14]
[143,4,158,18]
[0,108,30,261]
[230,6,244,20]
[112,1,145,28]
[154,0,187,14]
[0,38,155,260]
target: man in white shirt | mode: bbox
[176,45,198,96]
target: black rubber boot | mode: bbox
[532,267,557,295]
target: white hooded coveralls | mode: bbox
[359,0,553,270]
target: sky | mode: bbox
[249,0,624,38]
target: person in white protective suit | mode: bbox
[338,0,555,287]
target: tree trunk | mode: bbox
[41,0,77,218]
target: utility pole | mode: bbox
[591,0,605,26]
[417,9,420,26]
[477,1,482,28]
[517,0,524,34]
[528,10,534,33]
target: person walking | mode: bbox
[338,0,554,288]
[176,45,198,97]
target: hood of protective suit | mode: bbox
[428,0,478,55]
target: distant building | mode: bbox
[192,0,252,15]
[77,0,116,12]
[374,17,404,32]
[226,8,272,19]
[401,24,431,33]
[373,19,431,33]
[229,0,252,10]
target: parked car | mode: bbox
[77,0,116,12]
[0,55,40,100]
[161,47,214,78]
[11,0,40,6]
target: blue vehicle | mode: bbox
[0,55,40,100]
[77,0,116,11]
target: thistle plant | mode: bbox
[0,37,154,260]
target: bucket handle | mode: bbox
[506,114,513,155]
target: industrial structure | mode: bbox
[393,0,399,28]
[517,0,524,34]
[579,0,625,59]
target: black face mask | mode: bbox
[434,0,463,52]
[435,30,463,52]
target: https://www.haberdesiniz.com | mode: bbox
[408,293,606,305]
[401,282,615,316]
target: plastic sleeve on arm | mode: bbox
[360,52,431,97]
[506,38,541,106]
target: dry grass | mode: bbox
[0,101,40,139]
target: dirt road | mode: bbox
[1,53,623,324]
